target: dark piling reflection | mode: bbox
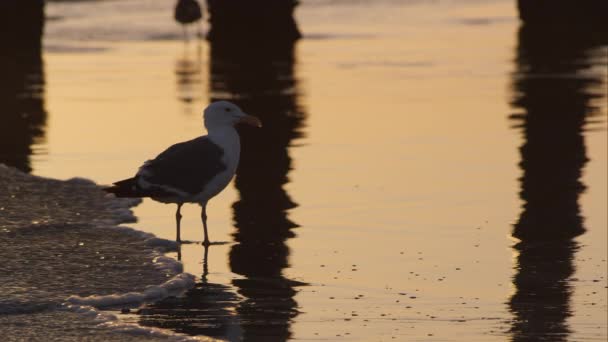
[206,0,300,43]
[508,6,607,340]
[0,1,47,173]
[208,1,306,339]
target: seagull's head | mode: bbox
[203,101,262,130]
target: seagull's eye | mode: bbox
[225,108,231,112]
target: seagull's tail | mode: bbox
[104,177,145,198]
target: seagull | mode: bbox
[174,0,203,40]
[105,101,262,245]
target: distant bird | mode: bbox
[174,0,203,40]
[105,101,262,245]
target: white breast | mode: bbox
[196,128,241,202]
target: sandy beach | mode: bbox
[1,0,606,340]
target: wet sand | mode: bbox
[0,165,196,341]
[1,0,606,340]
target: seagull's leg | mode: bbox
[201,202,210,246]
[182,26,188,42]
[177,242,182,262]
[176,203,183,243]
[201,243,209,283]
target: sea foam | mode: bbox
[60,303,209,342]
[66,273,195,307]
[1,164,200,340]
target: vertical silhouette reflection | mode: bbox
[208,2,306,339]
[508,10,607,341]
[139,5,305,340]
[175,42,203,110]
[0,1,47,173]
[206,0,300,43]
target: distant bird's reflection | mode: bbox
[507,15,606,341]
[0,1,46,173]
[175,41,203,109]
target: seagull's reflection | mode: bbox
[138,243,242,338]
[175,243,208,282]
[507,15,606,341]
[175,41,203,110]
[0,1,46,173]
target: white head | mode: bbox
[203,101,262,131]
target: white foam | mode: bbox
[59,180,195,307]
[60,223,199,340]
[61,304,210,342]
[62,303,118,321]
[1,165,202,339]
[63,226,198,338]
[152,255,184,274]
[67,292,145,308]
[66,270,195,307]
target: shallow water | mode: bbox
[1,0,606,341]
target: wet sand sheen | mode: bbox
[5,0,605,340]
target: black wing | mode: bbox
[137,136,227,195]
